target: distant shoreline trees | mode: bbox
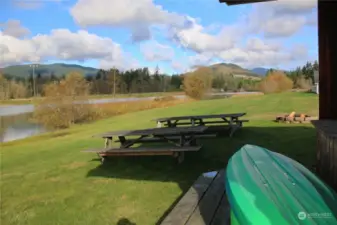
[0,60,318,99]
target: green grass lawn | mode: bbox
[0,92,319,225]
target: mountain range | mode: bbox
[1,63,270,78]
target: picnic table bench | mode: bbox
[153,113,249,137]
[83,126,207,164]
[160,170,230,225]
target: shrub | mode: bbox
[0,74,10,100]
[183,67,212,99]
[33,72,97,128]
[9,80,27,99]
[153,95,176,102]
[295,76,312,90]
[259,71,293,93]
[0,74,28,100]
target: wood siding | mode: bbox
[312,120,337,191]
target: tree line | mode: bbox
[264,60,318,90]
[0,66,184,100]
[0,60,318,100]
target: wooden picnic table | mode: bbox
[83,126,207,164]
[153,113,248,137]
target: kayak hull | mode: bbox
[225,144,337,225]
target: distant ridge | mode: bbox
[1,63,98,78]
[2,62,275,78]
[208,63,261,78]
[249,67,269,76]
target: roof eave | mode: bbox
[219,0,276,6]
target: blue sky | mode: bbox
[0,0,318,74]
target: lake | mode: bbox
[0,113,46,143]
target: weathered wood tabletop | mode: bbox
[152,113,248,137]
[154,113,246,123]
[95,126,207,138]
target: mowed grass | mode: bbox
[0,92,319,225]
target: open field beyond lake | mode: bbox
[0,92,319,225]
[0,92,184,106]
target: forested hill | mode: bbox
[2,63,98,78]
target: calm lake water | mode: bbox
[0,92,260,143]
[0,113,46,143]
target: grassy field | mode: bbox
[0,92,184,105]
[0,92,319,225]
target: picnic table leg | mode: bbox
[191,119,195,126]
[118,136,127,148]
[229,126,240,137]
[179,135,186,146]
[100,155,107,164]
[177,152,185,164]
[100,137,112,164]
[104,137,112,148]
[191,136,197,146]
[234,117,243,127]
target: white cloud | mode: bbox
[188,53,214,67]
[172,17,238,54]
[70,0,188,42]
[216,39,309,68]
[269,0,317,14]
[140,40,174,62]
[262,15,307,38]
[99,53,139,71]
[0,29,136,70]
[246,0,317,37]
[171,36,309,70]
[246,38,281,52]
[1,20,30,38]
[170,1,316,57]
[167,1,316,69]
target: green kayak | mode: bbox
[225,144,337,225]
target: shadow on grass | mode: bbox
[86,125,329,224]
[116,218,136,225]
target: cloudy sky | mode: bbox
[0,0,317,73]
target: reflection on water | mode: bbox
[0,113,46,143]
[0,104,35,116]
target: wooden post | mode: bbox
[318,0,337,119]
[312,120,337,191]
